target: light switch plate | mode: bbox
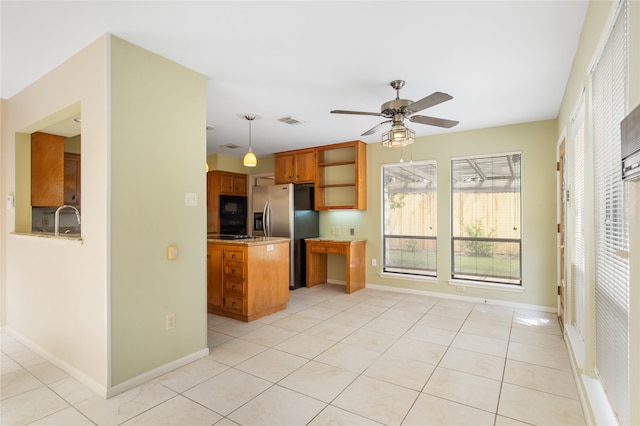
[6,194,14,209]
[185,192,198,206]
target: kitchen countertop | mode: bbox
[12,231,82,241]
[305,237,367,243]
[207,236,290,246]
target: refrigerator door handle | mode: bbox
[263,201,270,237]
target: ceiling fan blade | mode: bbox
[361,120,392,136]
[406,92,453,114]
[409,115,459,128]
[331,109,384,117]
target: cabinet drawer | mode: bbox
[225,279,244,296]
[310,243,346,255]
[224,262,244,279]
[225,249,244,262]
[224,295,244,313]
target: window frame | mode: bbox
[450,151,523,286]
[381,160,438,278]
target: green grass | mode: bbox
[387,249,520,280]
[454,254,520,278]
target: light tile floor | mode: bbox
[1,284,586,426]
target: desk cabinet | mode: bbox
[305,238,367,294]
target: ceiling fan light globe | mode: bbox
[382,125,415,148]
[243,150,257,167]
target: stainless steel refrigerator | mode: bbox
[251,183,319,289]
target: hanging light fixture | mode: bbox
[243,114,257,167]
[382,114,415,148]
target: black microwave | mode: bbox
[219,195,247,218]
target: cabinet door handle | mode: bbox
[231,301,236,307]
[231,284,236,290]
[231,254,236,259]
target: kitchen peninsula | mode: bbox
[207,236,290,322]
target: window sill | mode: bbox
[448,279,525,293]
[11,231,83,242]
[379,271,439,284]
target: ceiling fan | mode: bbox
[331,80,459,139]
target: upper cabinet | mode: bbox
[207,171,247,233]
[64,153,81,206]
[274,148,316,184]
[212,171,247,196]
[315,140,366,210]
[31,132,81,207]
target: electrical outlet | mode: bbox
[371,258,377,267]
[166,313,175,330]
[350,228,355,235]
[42,218,49,226]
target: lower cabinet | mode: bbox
[207,240,289,322]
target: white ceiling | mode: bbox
[1,1,588,157]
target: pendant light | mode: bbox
[243,114,257,167]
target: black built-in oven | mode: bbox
[219,195,247,235]
[219,195,247,218]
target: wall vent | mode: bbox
[278,116,305,125]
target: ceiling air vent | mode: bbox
[278,116,305,125]
[220,143,242,149]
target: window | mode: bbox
[571,92,587,338]
[451,153,521,285]
[591,1,629,423]
[382,161,437,277]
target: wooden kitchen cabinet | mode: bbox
[274,148,316,184]
[31,132,65,207]
[64,153,81,206]
[305,238,367,294]
[31,132,81,207]
[219,172,247,195]
[207,244,224,309]
[315,140,366,210]
[206,238,289,322]
[207,171,247,233]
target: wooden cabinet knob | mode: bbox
[232,284,236,290]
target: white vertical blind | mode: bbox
[571,94,586,338]
[591,1,629,424]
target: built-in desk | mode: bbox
[305,238,367,294]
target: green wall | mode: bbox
[109,36,208,385]
[322,119,559,307]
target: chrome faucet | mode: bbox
[54,205,81,236]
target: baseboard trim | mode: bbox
[3,326,210,399]
[106,347,210,398]
[3,326,107,397]
[364,283,556,313]
[564,325,619,426]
